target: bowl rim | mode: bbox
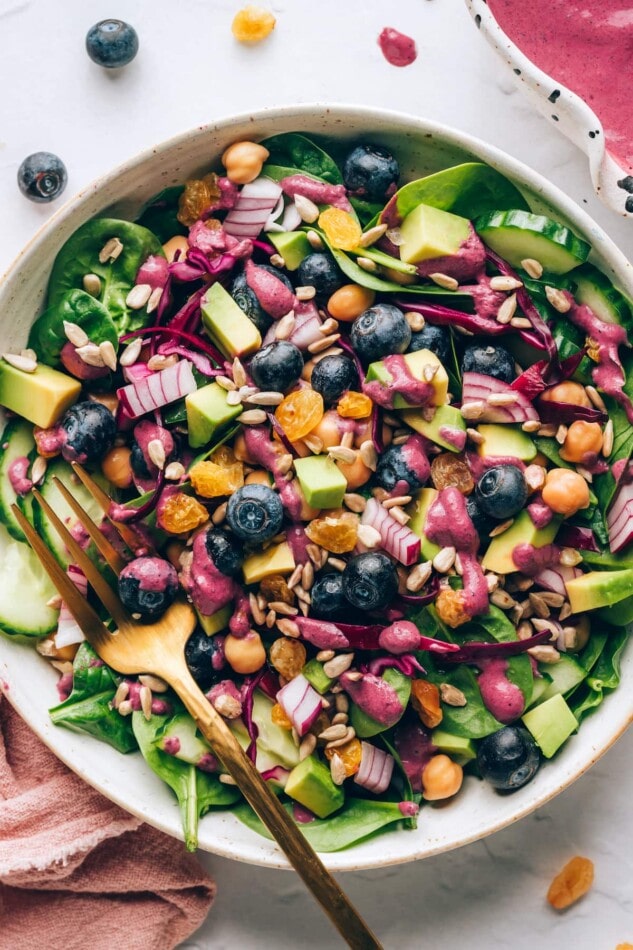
[0,102,631,871]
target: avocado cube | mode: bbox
[185,382,242,449]
[481,510,561,575]
[269,231,311,270]
[242,541,295,585]
[0,361,81,429]
[521,693,578,758]
[400,404,466,452]
[196,604,232,636]
[294,455,347,509]
[365,349,448,408]
[201,282,261,360]
[406,487,440,561]
[399,203,471,265]
[431,728,477,762]
[302,659,335,695]
[285,755,345,819]
[565,568,633,614]
[476,424,536,461]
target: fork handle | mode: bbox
[169,667,382,950]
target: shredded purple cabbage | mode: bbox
[120,323,224,365]
[252,239,276,256]
[557,523,600,552]
[511,349,589,401]
[371,406,384,454]
[157,341,222,376]
[365,654,426,677]
[440,628,553,663]
[537,399,607,425]
[113,468,167,526]
[267,411,299,457]
[396,576,440,606]
[241,668,267,763]
[395,298,548,352]
[338,335,366,384]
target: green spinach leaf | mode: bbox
[260,133,343,184]
[349,195,384,227]
[28,289,118,366]
[135,185,187,242]
[568,627,629,723]
[380,733,418,829]
[467,607,534,706]
[593,397,633,516]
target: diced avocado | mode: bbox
[228,712,293,778]
[0,361,81,429]
[476,424,536,462]
[201,282,261,359]
[399,203,471,266]
[400,404,466,452]
[294,455,347,509]
[540,654,586,702]
[430,728,476,762]
[252,692,300,769]
[269,231,311,270]
[242,541,295,585]
[565,569,633,614]
[285,754,345,819]
[481,510,561,575]
[196,603,232,636]
[185,382,242,448]
[365,349,448,408]
[596,594,633,626]
[156,713,212,765]
[407,487,440,560]
[521,693,578,758]
[302,658,335,695]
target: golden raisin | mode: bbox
[430,453,474,494]
[269,638,307,680]
[410,679,443,729]
[305,511,359,553]
[547,856,594,910]
[231,5,276,43]
[324,737,362,777]
[318,208,362,251]
[260,574,295,605]
[177,173,221,227]
[158,493,209,534]
[337,392,373,419]
[271,702,293,730]
[435,588,471,628]
[189,459,244,498]
[210,445,238,467]
[275,389,324,442]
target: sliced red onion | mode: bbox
[557,524,600,552]
[264,193,286,232]
[462,372,539,423]
[117,360,197,419]
[261,765,290,786]
[607,479,633,552]
[281,202,302,232]
[288,304,323,349]
[122,362,153,385]
[55,566,88,648]
[276,674,322,737]
[157,341,220,376]
[354,742,395,794]
[534,564,582,597]
[136,255,170,289]
[224,178,283,239]
[361,498,421,566]
[537,399,607,425]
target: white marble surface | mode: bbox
[0,0,631,947]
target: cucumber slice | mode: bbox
[572,263,633,327]
[475,209,590,274]
[0,419,35,541]
[539,654,586,701]
[33,459,109,567]
[0,523,58,638]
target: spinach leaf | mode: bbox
[234,797,406,851]
[568,628,629,723]
[132,709,240,851]
[260,133,343,185]
[349,195,384,227]
[49,643,137,754]
[28,289,119,366]
[571,505,609,547]
[467,607,534,706]
[577,629,609,673]
[550,317,593,382]
[593,397,633,516]
[135,185,187,243]
[383,162,529,223]
[581,549,633,570]
[380,733,418,830]
[47,218,165,335]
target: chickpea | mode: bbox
[310,410,345,449]
[560,420,603,463]
[221,141,269,185]
[422,754,464,801]
[335,453,372,490]
[162,235,189,263]
[88,392,119,415]
[245,469,272,486]
[224,631,267,674]
[233,431,255,463]
[352,418,392,448]
[101,446,133,488]
[541,381,591,408]
[327,284,376,322]
[542,468,590,517]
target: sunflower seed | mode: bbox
[520,258,543,279]
[527,644,561,663]
[490,589,517,609]
[164,461,185,481]
[294,585,311,606]
[326,726,357,750]
[45,594,63,610]
[267,601,298,617]
[30,456,47,485]
[340,430,355,449]
[275,311,296,340]
[269,253,285,268]
[146,287,163,314]
[117,700,133,717]
[316,650,335,664]
[2,351,37,373]
[147,354,178,371]
[555,424,568,445]
[485,572,500,593]
[602,419,614,457]
[299,733,317,761]
[497,293,517,324]
[219,773,238,785]
[524,464,546,492]
[232,357,247,387]
[357,524,382,548]
[330,753,347,786]
[302,434,323,455]
[489,519,514,538]
[113,681,130,708]
[391,507,410,526]
[63,320,89,348]
[344,493,366,513]
[327,445,357,464]
[332,711,349,726]
[560,547,583,567]
[359,440,378,470]
[335,694,349,715]
[265,610,277,628]
[522,420,542,433]
[466,427,485,445]
[147,439,166,470]
[460,401,486,420]
[323,653,354,679]
[490,276,523,291]
[308,333,341,354]
[296,285,316,302]
[488,392,519,408]
[559,602,573,622]
[383,494,412,510]
[140,685,153,721]
[429,272,458,291]
[306,229,324,250]
[319,317,339,336]
[406,560,432,592]
[357,257,378,273]
[585,385,606,411]
[294,194,320,223]
[212,501,227,525]
[125,283,152,310]
[99,340,118,372]
[318,723,349,742]
[510,317,532,329]
[405,311,425,332]
[439,683,467,706]
[99,237,124,264]
[544,285,571,313]
[82,273,102,296]
[306,543,323,565]
[529,592,551,618]
[357,223,388,247]
[301,560,314,590]
[139,673,168,693]
[276,617,301,639]
[537,424,557,437]
[74,343,105,368]
[531,618,559,635]
[433,547,456,573]
[238,409,268,425]
[517,620,534,640]
[245,391,284,407]
[119,338,143,366]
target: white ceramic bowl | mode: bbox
[0,104,631,871]
[465,0,633,218]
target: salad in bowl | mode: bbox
[0,119,631,858]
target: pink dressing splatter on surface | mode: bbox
[378,27,417,67]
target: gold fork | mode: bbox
[11,470,381,950]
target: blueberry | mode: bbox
[477,725,541,791]
[342,552,399,612]
[376,441,427,493]
[408,323,451,364]
[310,355,358,406]
[185,629,226,691]
[462,344,515,384]
[118,556,178,620]
[343,144,399,202]
[130,441,151,480]
[86,19,139,68]
[204,527,243,577]
[230,265,293,335]
[61,401,116,463]
[296,253,342,296]
[465,495,497,544]
[17,152,67,203]
[475,465,528,520]
[226,484,283,544]
[310,573,349,620]
[249,341,304,393]
[350,303,411,364]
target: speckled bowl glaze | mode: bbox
[466,0,633,218]
[0,105,631,870]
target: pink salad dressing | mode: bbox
[243,425,303,521]
[378,27,417,67]
[511,542,561,575]
[294,616,351,650]
[180,531,237,617]
[526,496,554,529]
[244,259,295,319]
[7,456,32,496]
[477,658,525,723]
[378,620,422,655]
[340,670,406,726]
[415,227,486,283]
[363,354,434,409]
[279,174,352,212]
[488,0,633,174]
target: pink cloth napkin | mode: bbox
[0,694,216,950]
